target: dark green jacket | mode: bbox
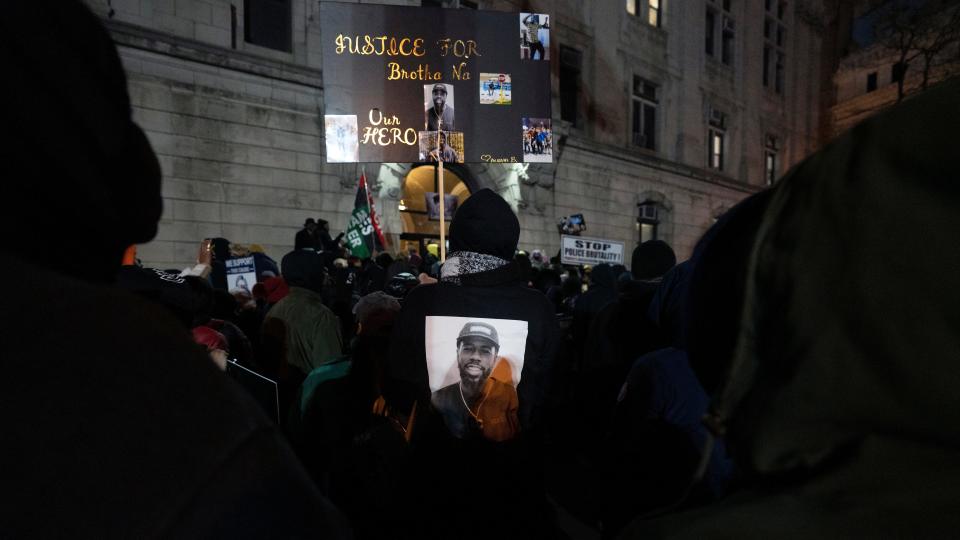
[265,286,343,376]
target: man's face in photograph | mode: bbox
[433,86,447,109]
[457,336,497,384]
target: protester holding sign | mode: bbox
[386,189,560,538]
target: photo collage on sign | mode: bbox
[479,73,511,105]
[324,115,359,163]
[419,83,464,163]
[425,316,528,442]
[425,192,459,220]
[518,13,551,161]
[321,5,552,164]
[519,13,550,61]
[522,117,552,163]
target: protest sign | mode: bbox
[425,192,458,220]
[560,235,625,266]
[225,256,257,293]
[321,3,552,163]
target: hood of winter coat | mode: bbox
[448,189,519,260]
[713,78,960,478]
[589,263,617,290]
[281,250,327,293]
[1,0,161,282]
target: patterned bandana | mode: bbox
[440,251,510,284]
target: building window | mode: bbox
[707,108,726,170]
[763,1,786,94]
[891,62,906,83]
[649,0,661,27]
[637,200,660,242]
[709,130,725,170]
[775,52,785,93]
[628,0,662,27]
[764,134,779,185]
[706,1,733,65]
[244,0,292,52]
[721,16,735,64]
[866,71,878,92]
[705,8,716,56]
[632,76,658,150]
[560,46,582,127]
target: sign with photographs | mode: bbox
[560,235,625,266]
[320,3,552,163]
[557,213,586,235]
[225,256,257,294]
[425,316,528,442]
[425,192,458,220]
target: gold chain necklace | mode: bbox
[458,381,487,428]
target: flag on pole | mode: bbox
[364,173,388,251]
[345,173,384,258]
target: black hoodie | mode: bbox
[1,2,348,537]
[384,189,561,538]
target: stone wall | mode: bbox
[79,0,829,272]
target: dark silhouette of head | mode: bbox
[2,0,162,282]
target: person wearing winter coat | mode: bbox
[1,2,349,537]
[622,75,960,539]
[384,189,561,539]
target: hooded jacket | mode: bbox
[264,250,343,377]
[572,263,619,346]
[384,189,561,538]
[1,3,348,536]
[387,190,559,434]
[623,78,960,538]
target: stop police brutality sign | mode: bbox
[560,235,625,266]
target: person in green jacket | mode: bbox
[265,250,343,377]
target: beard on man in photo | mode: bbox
[426,83,455,131]
[430,321,519,442]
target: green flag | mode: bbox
[345,176,375,258]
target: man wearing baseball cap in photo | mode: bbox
[425,83,455,131]
[430,321,519,442]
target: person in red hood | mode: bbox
[192,326,230,370]
[263,275,290,305]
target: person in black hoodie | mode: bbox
[0,2,348,537]
[385,188,560,539]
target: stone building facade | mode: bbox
[83,0,829,270]
[830,2,960,138]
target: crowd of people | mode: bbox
[6,2,960,538]
[523,125,552,156]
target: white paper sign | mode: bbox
[560,235,625,266]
